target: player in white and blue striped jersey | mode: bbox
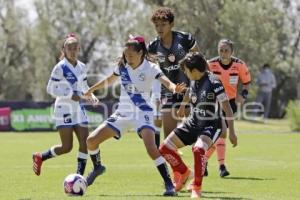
[84,36,186,196]
[32,33,98,177]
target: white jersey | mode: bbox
[46,58,89,127]
[113,59,163,112]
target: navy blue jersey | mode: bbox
[185,72,228,130]
[148,31,196,96]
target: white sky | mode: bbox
[15,0,37,22]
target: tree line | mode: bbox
[0,0,299,118]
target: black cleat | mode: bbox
[163,183,177,196]
[204,162,208,177]
[86,165,106,186]
[219,164,230,177]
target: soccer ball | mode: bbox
[63,174,87,196]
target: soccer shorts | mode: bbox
[53,103,88,128]
[174,119,222,146]
[105,110,156,139]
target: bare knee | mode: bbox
[61,144,73,154]
[145,144,160,160]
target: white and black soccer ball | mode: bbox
[63,174,87,196]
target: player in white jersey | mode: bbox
[83,36,185,196]
[32,33,98,177]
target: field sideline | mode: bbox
[0,120,299,200]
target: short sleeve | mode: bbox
[212,79,228,102]
[182,32,197,50]
[113,66,120,76]
[50,64,63,81]
[239,63,251,84]
[151,64,163,79]
[147,40,157,55]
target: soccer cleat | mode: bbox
[219,164,230,177]
[190,184,201,198]
[32,152,43,176]
[174,169,192,192]
[163,182,177,196]
[86,165,106,186]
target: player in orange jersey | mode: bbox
[205,39,251,177]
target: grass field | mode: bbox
[0,119,300,200]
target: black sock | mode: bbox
[77,158,87,175]
[155,131,160,148]
[90,150,101,169]
[41,149,54,161]
[157,163,173,186]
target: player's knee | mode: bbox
[61,144,73,154]
[145,144,159,159]
[192,146,205,155]
[86,136,97,149]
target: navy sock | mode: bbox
[77,158,87,175]
[41,149,54,161]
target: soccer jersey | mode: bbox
[47,58,89,127]
[174,72,226,145]
[113,59,163,112]
[148,31,196,97]
[184,72,228,130]
[208,56,251,99]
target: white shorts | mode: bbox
[105,110,155,139]
[53,103,88,128]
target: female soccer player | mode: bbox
[159,52,237,198]
[32,33,98,176]
[148,7,199,141]
[83,36,185,196]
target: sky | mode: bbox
[15,0,37,22]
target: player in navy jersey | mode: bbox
[148,7,199,147]
[32,33,98,177]
[83,36,186,196]
[159,52,237,198]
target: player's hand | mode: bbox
[229,132,238,147]
[90,93,99,107]
[174,83,187,94]
[235,94,245,104]
[176,106,185,118]
[71,94,81,102]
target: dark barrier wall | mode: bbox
[0,101,117,131]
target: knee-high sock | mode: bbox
[159,144,188,174]
[216,138,226,165]
[154,156,173,186]
[88,149,102,169]
[193,146,206,187]
[77,152,88,175]
[205,145,216,160]
[154,126,161,149]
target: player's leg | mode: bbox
[74,124,89,175]
[139,127,176,196]
[154,117,162,148]
[190,135,212,198]
[159,131,192,192]
[162,108,178,138]
[33,127,74,176]
[85,123,119,185]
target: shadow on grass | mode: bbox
[90,194,251,199]
[202,196,252,200]
[223,176,275,181]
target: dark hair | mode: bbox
[218,39,234,51]
[151,7,174,23]
[59,33,79,60]
[263,63,270,68]
[179,52,207,73]
[118,36,155,67]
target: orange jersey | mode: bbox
[208,56,251,99]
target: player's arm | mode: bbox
[177,88,190,118]
[158,75,186,94]
[81,70,99,105]
[84,73,118,96]
[220,99,237,147]
[46,65,73,99]
[237,63,251,103]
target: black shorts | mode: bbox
[174,119,222,146]
[161,93,184,109]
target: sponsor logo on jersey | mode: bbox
[164,65,180,72]
[214,86,224,93]
[191,94,197,103]
[138,73,145,81]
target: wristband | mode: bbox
[241,89,248,99]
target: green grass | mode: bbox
[0,119,300,200]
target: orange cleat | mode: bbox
[174,169,193,192]
[32,153,43,176]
